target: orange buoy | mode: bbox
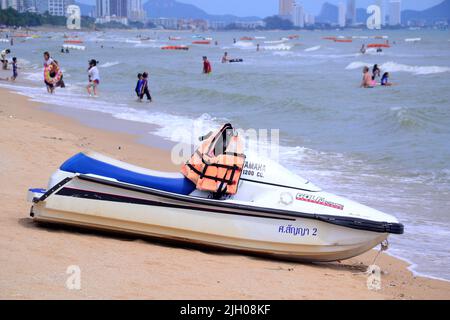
[64,39,83,44]
[161,45,189,50]
[334,39,353,43]
[367,43,390,48]
[192,40,210,45]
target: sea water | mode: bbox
[1,29,449,280]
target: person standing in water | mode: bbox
[360,44,366,54]
[11,57,18,81]
[87,59,100,97]
[138,72,152,102]
[135,73,143,98]
[1,49,10,70]
[203,56,212,74]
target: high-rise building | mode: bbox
[48,0,64,16]
[389,0,401,26]
[346,0,356,25]
[95,0,110,18]
[127,0,145,22]
[292,2,304,28]
[46,0,74,16]
[110,0,127,17]
[376,0,385,25]
[279,0,294,19]
[305,13,315,25]
[338,2,346,27]
[96,0,110,17]
[1,0,25,11]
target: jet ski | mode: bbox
[27,125,403,262]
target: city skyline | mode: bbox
[76,0,444,18]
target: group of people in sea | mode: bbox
[0,48,18,81]
[42,51,100,96]
[361,64,392,88]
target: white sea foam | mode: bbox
[304,45,321,52]
[263,44,292,51]
[346,61,450,75]
[233,41,256,50]
[99,61,120,68]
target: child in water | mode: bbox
[381,72,392,86]
[11,57,17,81]
[135,73,143,98]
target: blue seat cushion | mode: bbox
[60,153,196,195]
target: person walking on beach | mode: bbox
[203,56,212,74]
[138,72,152,102]
[1,49,11,70]
[87,59,100,97]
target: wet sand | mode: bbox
[0,87,449,299]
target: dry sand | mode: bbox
[0,87,449,300]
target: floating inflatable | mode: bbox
[44,65,63,85]
[367,43,390,48]
[62,44,85,51]
[161,45,189,50]
[322,36,337,41]
[240,37,254,41]
[192,40,210,45]
[405,38,421,42]
[64,39,83,44]
[334,39,353,43]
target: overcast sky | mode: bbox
[79,0,444,17]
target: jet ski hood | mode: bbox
[240,153,321,192]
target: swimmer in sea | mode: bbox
[381,72,392,86]
[203,56,212,74]
[222,52,229,63]
[372,64,381,81]
[361,66,373,88]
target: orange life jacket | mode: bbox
[181,124,245,196]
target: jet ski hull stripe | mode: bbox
[240,178,318,193]
[55,187,295,222]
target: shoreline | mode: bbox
[1,86,449,299]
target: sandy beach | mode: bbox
[0,87,449,300]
